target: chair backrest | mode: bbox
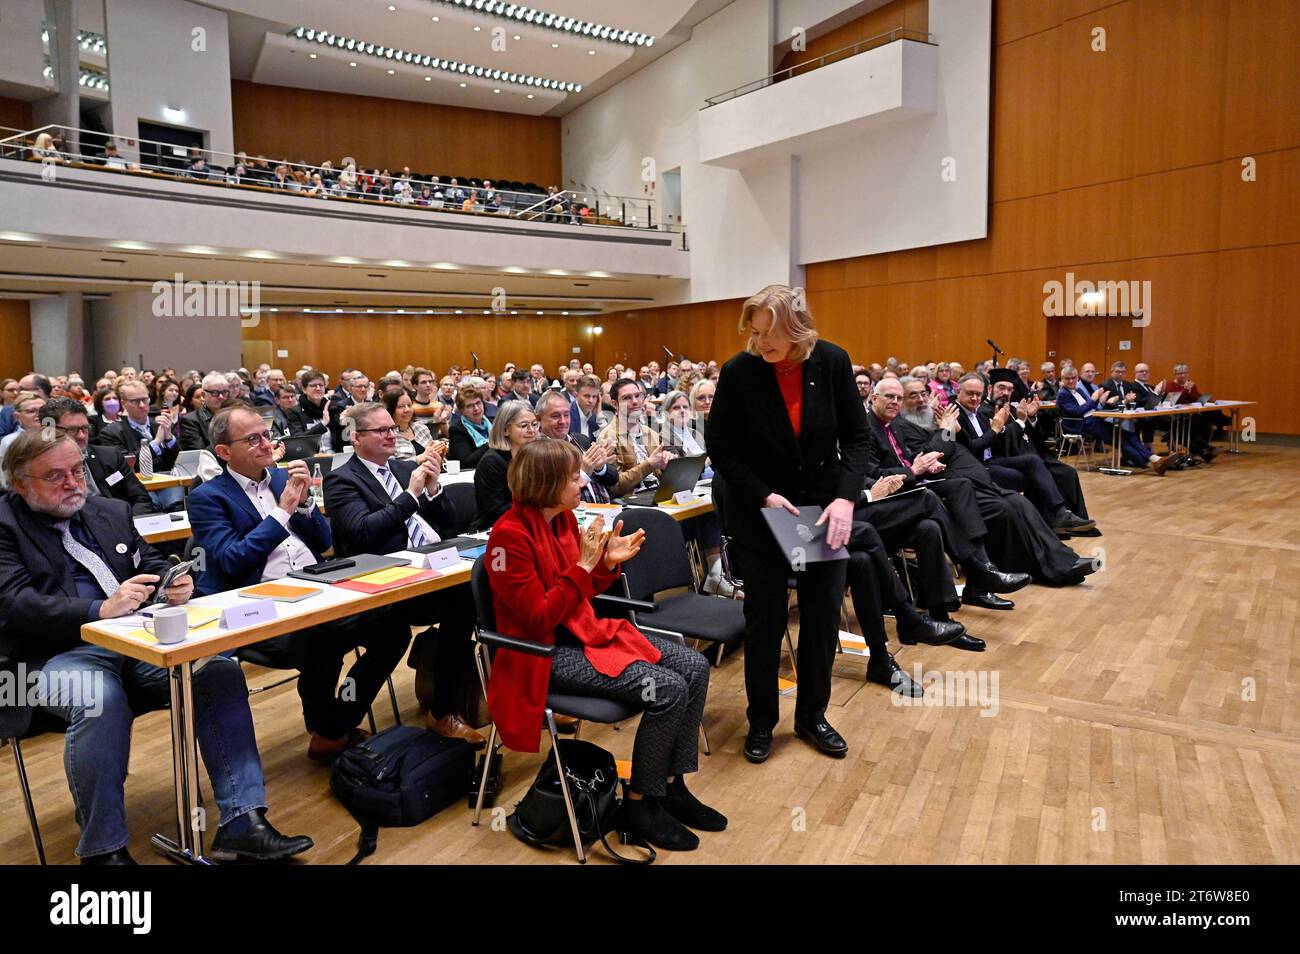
[470,554,496,631]
[444,481,478,536]
[615,507,694,600]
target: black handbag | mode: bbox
[507,739,655,865]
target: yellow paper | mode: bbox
[351,566,428,586]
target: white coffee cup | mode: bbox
[144,605,189,644]
[444,460,461,475]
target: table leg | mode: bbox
[1228,408,1247,454]
[150,661,212,865]
[1101,417,1131,476]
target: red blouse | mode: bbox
[774,358,804,438]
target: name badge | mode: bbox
[222,599,277,629]
[105,470,124,486]
[673,490,696,506]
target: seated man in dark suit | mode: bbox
[322,402,483,746]
[895,380,1095,588]
[269,384,318,438]
[328,373,371,450]
[43,397,158,516]
[953,373,1095,534]
[179,372,230,450]
[95,380,181,473]
[0,431,311,864]
[188,406,410,763]
[534,390,619,504]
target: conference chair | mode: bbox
[1054,417,1093,469]
[467,556,650,863]
[441,481,479,536]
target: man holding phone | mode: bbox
[97,380,181,472]
[0,430,312,864]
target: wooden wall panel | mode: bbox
[992,27,1060,202]
[774,0,927,77]
[1055,2,1136,190]
[0,300,34,379]
[0,96,33,132]
[1222,0,1300,156]
[230,81,561,186]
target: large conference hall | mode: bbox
[0,0,1296,895]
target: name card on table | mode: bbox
[222,598,277,629]
[134,514,178,535]
[422,545,462,572]
[672,490,696,506]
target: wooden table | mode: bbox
[79,557,473,865]
[134,513,191,545]
[1090,400,1255,475]
[137,473,193,492]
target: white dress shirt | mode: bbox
[358,457,442,546]
[229,468,318,580]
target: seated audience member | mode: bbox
[1158,363,1224,459]
[1,378,18,405]
[328,373,372,450]
[0,431,312,864]
[461,189,479,212]
[597,379,676,497]
[268,385,312,437]
[410,368,438,408]
[658,390,709,466]
[437,376,458,407]
[322,403,483,744]
[500,369,538,407]
[297,369,331,433]
[1037,362,1060,399]
[569,373,607,440]
[894,380,1095,586]
[0,391,46,472]
[90,385,126,441]
[151,376,182,414]
[471,400,540,531]
[535,389,618,505]
[689,379,715,426]
[1129,361,1173,448]
[929,362,956,404]
[854,370,874,413]
[486,440,723,850]
[188,407,411,762]
[43,397,157,515]
[179,372,231,450]
[184,382,205,413]
[954,374,1096,533]
[96,380,181,473]
[386,387,435,460]
[1055,363,1112,450]
[448,384,494,468]
[1081,363,1179,472]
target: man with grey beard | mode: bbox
[0,432,312,864]
[894,378,1094,587]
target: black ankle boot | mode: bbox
[623,796,699,851]
[663,776,727,832]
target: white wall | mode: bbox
[104,0,234,159]
[91,290,242,372]
[562,0,790,304]
[0,0,47,97]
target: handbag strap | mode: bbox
[582,790,655,866]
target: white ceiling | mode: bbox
[199,0,720,116]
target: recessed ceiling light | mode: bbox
[387,4,395,10]
[459,82,466,87]
[349,61,357,66]
[388,68,395,74]
[551,43,558,48]
[473,26,481,32]
[513,34,520,40]
[335,308,343,312]
[309,52,317,58]
[527,94,533,99]
[431,15,439,21]
[367,308,375,313]
[425,76,432,81]
[587,50,595,55]
[493,88,500,93]
[455,309,463,314]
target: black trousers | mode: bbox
[988,454,1066,520]
[855,489,959,611]
[249,608,411,739]
[970,484,1082,585]
[846,521,923,657]
[917,477,987,556]
[400,585,478,718]
[733,534,846,732]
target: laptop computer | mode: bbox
[279,433,323,461]
[171,450,205,478]
[620,454,708,507]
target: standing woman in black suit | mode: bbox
[706,284,870,764]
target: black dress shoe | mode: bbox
[743,727,773,764]
[1051,510,1096,533]
[623,796,699,851]
[1066,525,1102,537]
[209,809,314,863]
[948,634,987,652]
[81,848,137,865]
[866,653,922,697]
[965,562,1031,595]
[897,616,966,646]
[663,776,727,832]
[961,590,1015,611]
[793,719,848,758]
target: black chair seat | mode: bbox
[646,592,746,646]
[546,693,640,725]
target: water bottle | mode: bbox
[311,463,324,505]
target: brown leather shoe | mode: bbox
[1151,452,1177,476]
[307,727,370,764]
[554,714,580,734]
[425,712,486,747]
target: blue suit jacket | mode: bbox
[188,467,331,596]
[1056,383,1105,436]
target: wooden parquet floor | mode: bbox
[3,446,1298,865]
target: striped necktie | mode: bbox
[55,519,120,597]
[376,466,430,548]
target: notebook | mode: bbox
[760,506,849,567]
[238,582,322,603]
[335,565,437,594]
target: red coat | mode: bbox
[485,502,660,752]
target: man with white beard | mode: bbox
[894,378,1095,587]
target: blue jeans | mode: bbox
[36,645,267,858]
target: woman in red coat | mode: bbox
[486,440,725,851]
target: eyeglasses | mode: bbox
[205,388,229,398]
[225,430,274,448]
[354,425,399,435]
[28,464,87,485]
[124,396,150,406]
[54,424,91,436]
[514,420,541,430]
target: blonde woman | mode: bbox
[470,400,539,531]
[32,132,62,161]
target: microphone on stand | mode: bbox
[471,351,480,369]
[662,345,676,362]
[987,338,1004,368]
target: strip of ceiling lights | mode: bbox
[289,26,583,93]
[424,0,656,47]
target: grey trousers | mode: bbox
[547,633,709,797]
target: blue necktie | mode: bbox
[377,466,430,548]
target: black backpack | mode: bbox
[331,725,475,863]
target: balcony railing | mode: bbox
[702,28,934,108]
[0,124,678,237]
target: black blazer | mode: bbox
[471,448,512,532]
[893,416,1003,494]
[323,455,458,557]
[705,340,870,545]
[955,405,1019,460]
[863,412,922,487]
[86,444,157,515]
[96,417,181,472]
[448,416,492,468]
[0,494,168,666]
[179,407,214,450]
